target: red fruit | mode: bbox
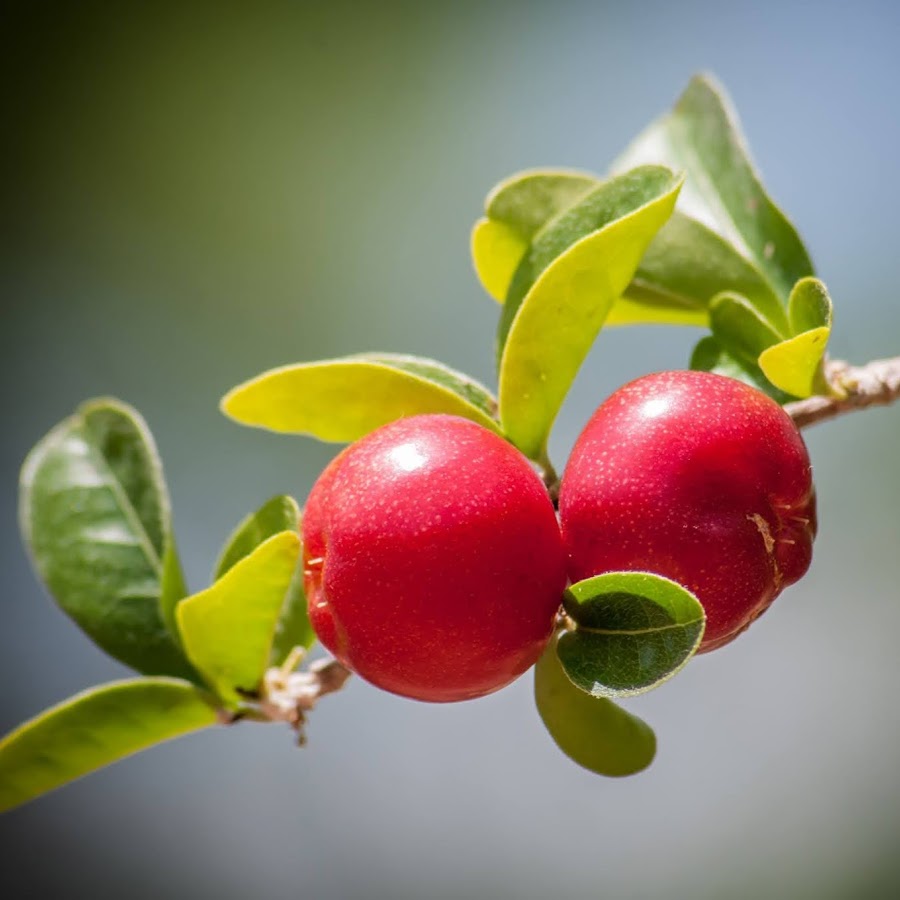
[558,371,816,652]
[302,414,566,702]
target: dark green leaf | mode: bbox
[613,73,814,300]
[177,532,302,705]
[614,211,788,331]
[708,292,783,368]
[559,571,705,698]
[0,678,218,813]
[222,353,499,442]
[497,167,682,459]
[534,631,656,777]
[19,399,195,678]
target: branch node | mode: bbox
[785,356,900,429]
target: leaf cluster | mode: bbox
[4,400,313,812]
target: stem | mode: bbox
[786,356,900,429]
[536,451,560,505]
[227,656,352,744]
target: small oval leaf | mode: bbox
[788,276,833,336]
[214,495,301,580]
[177,532,302,704]
[485,169,599,238]
[0,678,218,813]
[213,495,314,663]
[535,631,656,777]
[559,571,705,698]
[222,353,499,442]
[709,291,784,368]
[758,327,831,399]
[498,167,682,458]
[19,399,195,678]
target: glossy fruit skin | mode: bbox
[302,414,567,702]
[558,371,816,652]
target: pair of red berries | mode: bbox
[302,371,817,702]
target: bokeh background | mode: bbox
[2,1,899,897]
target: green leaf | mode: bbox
[472,171,600,304]
[213,495,315,663]
[497,166,682,459]
[19,399,195,679]
[788,276,833,335]
[613,211,788,331]
[0,678,218,813]
[534,631,656,777]
[222,353,499,442]
[485,169,599,238]
[613,73,814,300]
[708,291,783,368]
[176,532,302,705]
[690,336,791,404]
[215,495,301,580]
[559,571,705,698]
[267,563,315,666]
[159,537,189,647]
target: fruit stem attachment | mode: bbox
[785,355,900,429]
[536,450,560,504]
[224,656,352,744]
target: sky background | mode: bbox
[2,1,900,897]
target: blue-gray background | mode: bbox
[2,1,899,897]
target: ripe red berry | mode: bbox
[558,371,816,652]
[302,414,567,701]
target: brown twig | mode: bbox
[785,356,900,429]
[221,655,352,744]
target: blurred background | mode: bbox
[2,1,899,897]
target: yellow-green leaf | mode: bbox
[498,169,682,459]
[176,532,302,705]
[222,353,499,442]
[0,678,217,813]
[472,170,601,303]
[758,327,831,398]
[471,218,529,302]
